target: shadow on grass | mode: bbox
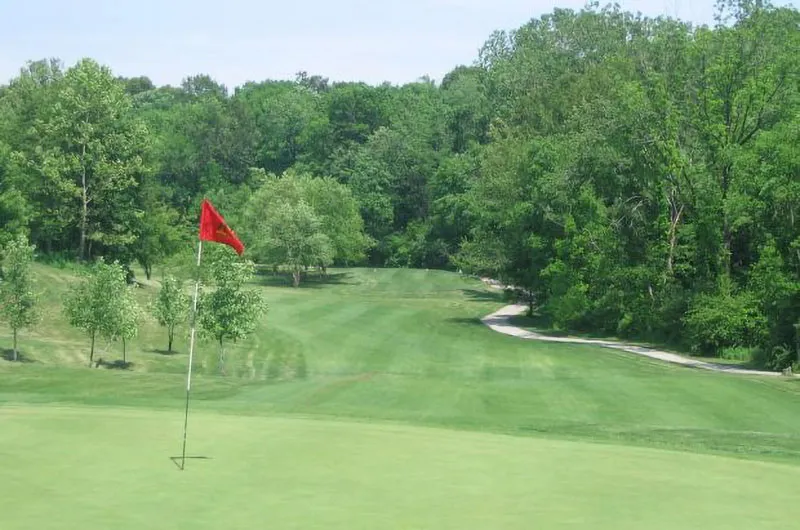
[508,313,624,341]
[255,270,354,289]
[95,358,133,370]
[149,349,179,356]
[266,351,308,381]
[1,349,36,363]
[461,289,506,303]
[170,456,212,470]
[446,317,485,327]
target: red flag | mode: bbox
[199,199,245,256]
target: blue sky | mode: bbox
[0,1,790,88]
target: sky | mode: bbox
[0,0,792,89]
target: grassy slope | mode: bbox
[3,406,800,530]
[3,265,800,528]
[1,264,799,462]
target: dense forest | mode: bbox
[1,1,798,368]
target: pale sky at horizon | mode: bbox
[0,1,795,89]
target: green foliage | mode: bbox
[62,259,130,365]
[32,59,149,260]
[0,235,39,360]
[198,249,266,373]
[0,1,799,363]
[0,143,30,247]
[151,275,189,353]
[108,285,142,364]
[683,278,768,356]
[244,171,367,285]
[720,346,755,362]
[133,179,187,280]
[302,174,372,265]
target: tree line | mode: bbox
[1,1,799,368]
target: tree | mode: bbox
[687,1,800,273]
[0,235,39,361]
[152,275,189,353]
[198,249,265,373]
[133,179,186,280]
[234,83,329,175]
[31,58,150,261]
[63,259,128,366]
[119,75,155,96]
[109,284,142,365]
[256,200,333,287]
[243,171,366,284]
[1,1,799,366]
[300,175,371,268]
[0,144,29,247]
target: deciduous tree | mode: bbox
[198,250,265,373]
[63,259,128,366]
[152,275,189,353]
[0,235,39,361]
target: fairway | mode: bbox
[2,267,800,528]
[2,405,800,530]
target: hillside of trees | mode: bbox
[1,1,798,368]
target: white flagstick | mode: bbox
[180,239,203,471]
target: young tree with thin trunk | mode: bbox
[152,275,189,353]
[0,235,39,361]
[198,249,266,374]
[110,285,141,365]
[63,259,128,366]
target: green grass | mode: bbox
[2,264,800,528]
[2,406,800,530]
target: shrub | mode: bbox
[759,345,796,372]
[683,282,767,356]
[720,346,755,362]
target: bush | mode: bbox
[683,284,767,356]
[547,282,590,330]
[720,346,755,362]
[758,345,796,372]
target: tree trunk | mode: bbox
[218,337,226,375]
[122,337,127,364]
[292,269,301,287]
[89,331,95,367]
[144,264,152,281]
[721,164,733,274]
[12,328,18,362]
[666,200,684,276]
[167,326,174,353]
[794,321,800,366]
[79,143,89,261]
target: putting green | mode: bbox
[1,405,798,529]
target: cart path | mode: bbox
[481,304,793,378]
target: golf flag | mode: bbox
[199,199,245,255]
[180,198,245,470]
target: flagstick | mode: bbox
[180,239,203,471]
